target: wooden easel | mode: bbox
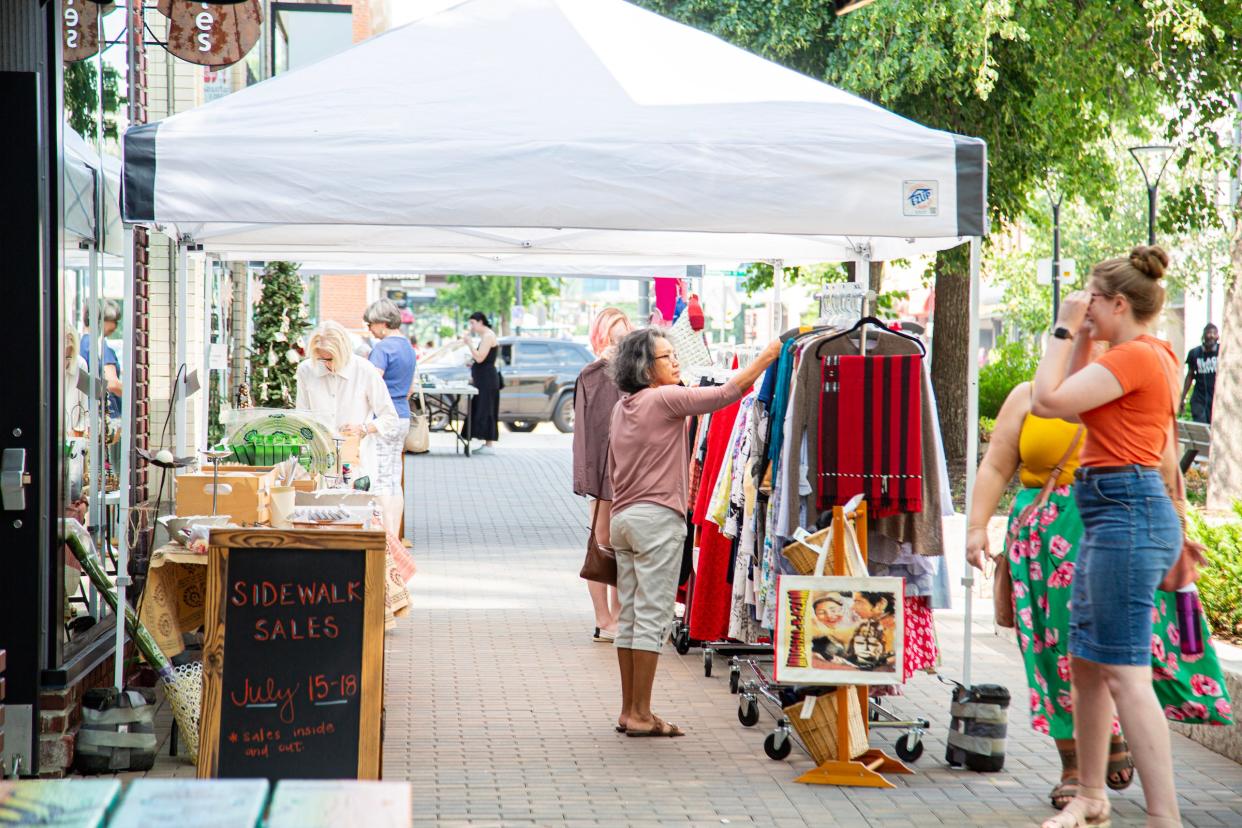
[795,501,914,788]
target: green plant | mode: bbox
[250,262,310,408]
[1186,503,1242,640]
[978,338,1039,420]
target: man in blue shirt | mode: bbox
[80,301,123,420]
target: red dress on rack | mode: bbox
[687,392,744,643]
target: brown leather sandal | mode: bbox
[1106,737,1135,791]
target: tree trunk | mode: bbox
[868,261,884,316]
[869,261,884,294]
[1206,214,1242,512]
[930,245,971,468]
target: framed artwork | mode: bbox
[774,575,904,686]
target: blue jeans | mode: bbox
[1070,467,1181,666]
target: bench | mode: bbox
[1178,419,1211,473]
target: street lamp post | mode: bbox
[1045,186,1064,320]
[1128,145,1175,245]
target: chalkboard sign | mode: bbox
[198,529,386,781]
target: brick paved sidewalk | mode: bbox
[388,430,1242,827]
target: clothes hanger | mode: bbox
[818,315,927,356]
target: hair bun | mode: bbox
[1129,245,1169,280]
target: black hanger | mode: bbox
[819,316,927,356]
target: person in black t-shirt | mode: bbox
[1180,323,1219,423]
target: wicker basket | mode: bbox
[781,528,865,577]
[782,528,831,575]
[784,688,869,763]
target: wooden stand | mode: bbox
[796,502,913,788]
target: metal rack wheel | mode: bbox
[895,732,925,762]
[728,662,741,694]
[703,649,713,677]
[763,729,793,761]
[674,626,691,655]
[738,694,760,727]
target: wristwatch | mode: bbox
[1052,326,1074,341]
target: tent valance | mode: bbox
[122,0,985,265]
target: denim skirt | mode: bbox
[1070,466,1181,666]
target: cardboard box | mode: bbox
[175,470,274,524]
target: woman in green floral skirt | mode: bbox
[968,382,1233,810]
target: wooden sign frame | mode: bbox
[198,529,386,780]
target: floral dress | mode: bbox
[1007,485,1234,738]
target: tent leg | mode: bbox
[114,225,136,690]
[962,235,983,688]
[175,242,189,462]
[771,258,783,337]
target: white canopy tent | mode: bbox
[120,0,989,681]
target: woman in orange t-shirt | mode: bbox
[1032,245,1184,828]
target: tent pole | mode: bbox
[114,225,137,690]
[771,259,783,337]
[175,242,188,463]
[962,235,982,688]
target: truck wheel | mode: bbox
[552,394,575,433]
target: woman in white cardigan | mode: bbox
[296,321,399,487]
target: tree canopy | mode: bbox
[639,0,1242,467]
[431,275,561,336]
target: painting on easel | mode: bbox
[774,575,904,685]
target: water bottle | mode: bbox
[370,499,383,533]
[341,462,352,487]
[1175,586,1204,657]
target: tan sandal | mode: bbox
[1040,788,1110,828]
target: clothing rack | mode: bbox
[733,502,918,786]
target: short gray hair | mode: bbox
[363,299,403,330]
[83,300,120,327]
[609,327,668,394]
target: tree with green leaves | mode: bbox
[63,61,124,141]
[250,262,310,408]
[430,275,561,336]
[640,0,1242,469]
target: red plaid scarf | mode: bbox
[818,354,923,517]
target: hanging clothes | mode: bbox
[687,391,745,642]
[785,328,946,556]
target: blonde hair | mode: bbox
[1090,244,1169,323]
[589,307,633,356]
[307,320,353,370]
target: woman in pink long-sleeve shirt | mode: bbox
[607,328,780,737]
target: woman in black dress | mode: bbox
[462,312,500,450]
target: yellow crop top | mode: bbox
[1018,413,1084,489]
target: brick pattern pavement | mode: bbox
[123,429,1241,825]
[392,430,1242,827]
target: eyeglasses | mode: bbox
[654,353,679,364]
[1089,291,1113,300]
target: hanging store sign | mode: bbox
[62,0,112,63]
[154,0,263,68]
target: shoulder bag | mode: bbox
[405,381,430,454]
[992,425,1083,628]
[579,500,617,586]
[1146,342,1208,591]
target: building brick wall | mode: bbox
[36,644,136,778]
[317,274,370,334]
